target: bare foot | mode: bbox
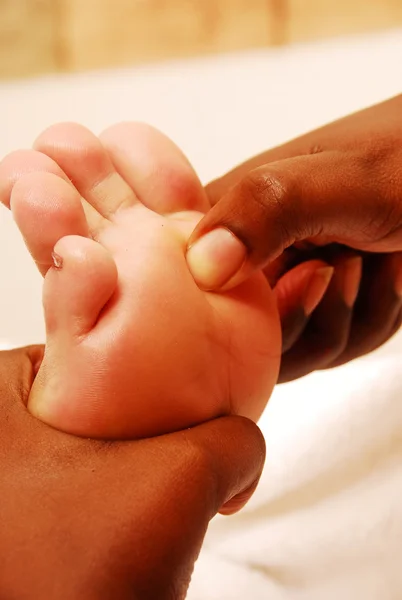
[0,122,280,439]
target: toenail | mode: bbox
[52,251,63,269]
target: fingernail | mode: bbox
[187,228,246,290]
[341,256,363,307]
[303,266,334,315]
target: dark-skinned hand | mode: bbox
[187,95,402,382]
[0,345,264,600]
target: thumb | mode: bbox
[183,415,266,516]
[112,416,265,599]
[187,151,401,290]
[119,417,265,598]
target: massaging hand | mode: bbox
[187,95,402,382]
[0,346,264,600]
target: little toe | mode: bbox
[43,235,118,339]
[34,122,137,218]
[29,235,118,430]
[100,122,210,215]
[11,172,88,276]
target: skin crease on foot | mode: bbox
[0,122,281,439]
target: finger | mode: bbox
[0,350,264,600]
[263,245,308,287]
[187,150,402,291]
[279,254,362,382]
[328,252,402,367]
[346,304,402,363]
[183,416,266,516]
[274,261,334,353]
[205,144,303,207]
[103,416,264,593]
[107,416,265,596]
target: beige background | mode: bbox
[1,0,402,78]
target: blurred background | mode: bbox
[1,0,402,79]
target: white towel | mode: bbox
[188,334,402,599]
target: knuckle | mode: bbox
[358,130,402,168]
[308,144,324,155]
[352,138,402,242]
[240,169,292,212]
[237,168,302,248]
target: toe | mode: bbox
[34,122,137,218]
[0,148,104,235]
[0,149,69,209]
[11,172,88,276]
[100,122,210,215]
[43,235,118,338]
[30,235,118,429]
